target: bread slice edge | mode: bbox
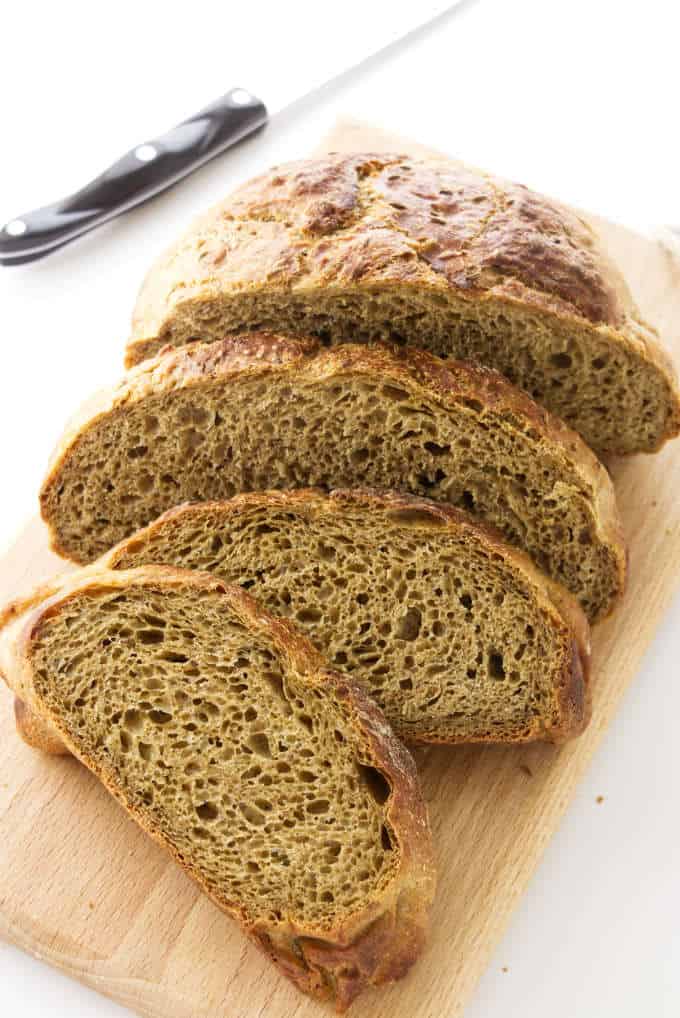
[39,333,626,626]
[0,564,436,1010]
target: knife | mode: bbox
[0,1,468,266]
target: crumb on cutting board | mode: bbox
[596,795,605,804]
[519,763,533,778]
[502,966,509,973]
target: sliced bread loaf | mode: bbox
[98,489,591,744]
[40,334,625,621]
[127,153,680,455]
[0,566,435,1009]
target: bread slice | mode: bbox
[40,334,625,622]
[0,566,435,1009]
[127,153,680,455]
[95,489,591,744]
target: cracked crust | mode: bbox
[0,566,435,1010]
[126,153,680,454]
[40,332,625,623]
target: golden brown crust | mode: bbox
[126,153,680,453]
[40,331,317,485]
[0,581,76,756]
[40,333,626,624]
[0,565,435,1010]
[101,487,592,743]
[131,153,624,334]
[13,696,70,755]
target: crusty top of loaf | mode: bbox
[131,152,664,358]
[224,153,623,323]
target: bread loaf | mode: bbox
[127,153,680,455]
[0,566,435,1009]
[98,489,591,744]
[40,334,625,621]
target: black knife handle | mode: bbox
[0,89,268,266]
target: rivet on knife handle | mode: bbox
[0,88,268,266]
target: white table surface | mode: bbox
[1,0,678,1014]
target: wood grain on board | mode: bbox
[0,119,679,1018]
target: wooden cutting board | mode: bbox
[1,119,680,1018]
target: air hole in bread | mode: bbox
[423,441,451,456]
[386,509,441,527]
[395,608,422,641]
[123,709,143,731]
[138,629,164,645]
[149,709,173,725]
[488,652,506,680]
[161,651,189,663]
[381,385,409,401]
[196,802,219,821]
[297,607,323,624]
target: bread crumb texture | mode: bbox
[41,337,625,623]
[102,490,591,744]
[14,569,435,1008]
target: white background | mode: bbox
[1,0,679,1014]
